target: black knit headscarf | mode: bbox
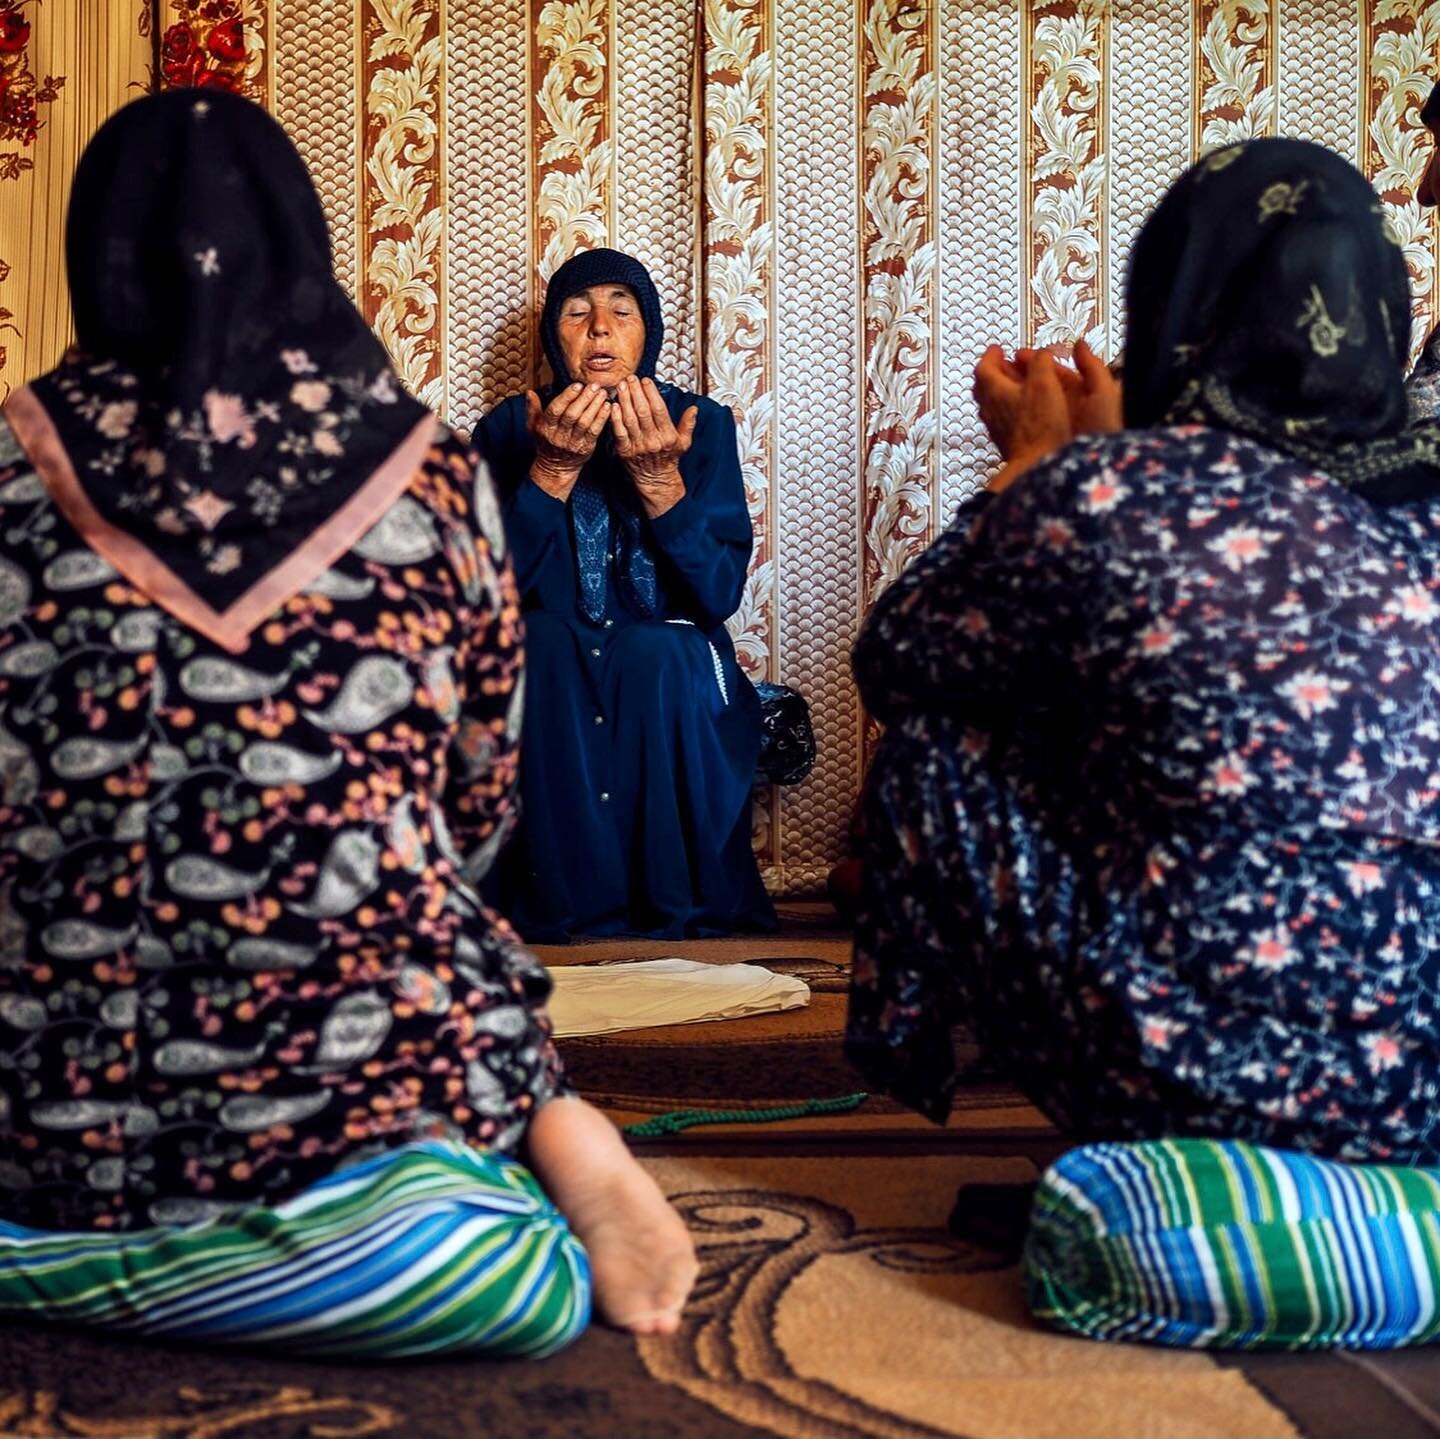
[540,248,664,387]
[1124,138,1440,505]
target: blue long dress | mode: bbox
[477,385,776,939]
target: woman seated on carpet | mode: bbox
[0,90,694,1358]
[475,249,776,942]
[846,138,1440,1166]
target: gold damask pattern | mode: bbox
[1026,0,1107,352]
[1195,0,1276,152]
[1365,0,1440,358]
[860,0,937,598]
[236,0,270,104]
[7,2,1440,890]
[702,0,773,683]
[360,0,445,412]
[701,0,777,869]
[532,0,613,294]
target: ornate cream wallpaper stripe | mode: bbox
[700,0,778,869]
[1366,0,1440,355]
[532,0,612,290]
[360,0,446,413]
[1025,0,1107,352]
[860,0,938,602]
[6,1,1440,891]
[1195,0,1277,152]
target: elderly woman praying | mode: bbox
[476,249,775,941]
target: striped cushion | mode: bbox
[1025,1139,1440,1350]
[0,1141,591,1359]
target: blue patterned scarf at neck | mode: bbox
[538,247,668,623]
[570,474,657,624]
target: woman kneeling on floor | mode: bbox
[846,138,1440,1167]
[0,91,695,1359]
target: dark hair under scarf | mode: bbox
[1124,137,1440,505]
[8,90,430,650]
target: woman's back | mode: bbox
[995,425,1440,854]
[0,417,560,1230]
[851,420,1440,1154]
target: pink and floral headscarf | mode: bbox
[3,90,433,653]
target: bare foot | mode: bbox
[563,1166,698,1334]
[526,1096,698,1335]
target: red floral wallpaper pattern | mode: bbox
[0,0,63,181]
[159,1,253,94]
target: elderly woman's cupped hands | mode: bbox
[973,339,1124,494]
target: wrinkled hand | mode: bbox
[610,377,698,518]
[1014,340,1124,439]
[526,385,610,501]
[1071,340,1125,436]
[973,345,1073,473]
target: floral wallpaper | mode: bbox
[3,1,1440,892]
[158,1,266,96]
[0,2,62,176]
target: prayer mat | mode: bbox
[538,910,1055,1150]
[546,958,810,1038]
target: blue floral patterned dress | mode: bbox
[847,425,1440,1164]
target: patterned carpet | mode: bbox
[4,1150,1440,1438]
[2,908,1439,1437]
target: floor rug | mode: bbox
[536,904,1058,1151]
[2,1148,1439,1438]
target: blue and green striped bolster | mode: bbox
[1024,1139,1440,1351]
[0,1141,591,1360]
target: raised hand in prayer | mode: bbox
[610,375,699,519]
[1017,340,1124,439]
[973,341,1122,494]
[526,384,611,501]
[972,348,1072,495]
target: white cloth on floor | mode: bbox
[544,958,810,1038]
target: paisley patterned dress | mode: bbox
[847,426,1440,1164]
[0,416,567,1230]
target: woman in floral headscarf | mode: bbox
[848,138,1440,1164]
[0,90,694,1357]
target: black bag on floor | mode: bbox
[754,681,816,786]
